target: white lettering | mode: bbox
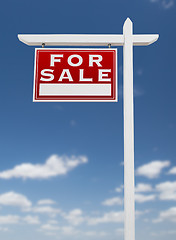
[79,69,92,82]
[89,55,102,67]
[58,69,73,82]
[40,69,54,81]
[68,55,83,67]
[98,69,111,82]
[50,55,63,67]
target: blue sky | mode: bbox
[0,0,175,239]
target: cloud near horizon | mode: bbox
[136,160,170,179]
[87,211,124,225]
[102,197,123,206]
[168,166,176,175]
[156,181,176,201]
[0,192,32,208]
[153,207,176,223]
[0,154,88,180]
[37,199,56,205]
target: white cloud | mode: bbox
[136,160,170,179]
[40,224,101,237]
[168,167,176,175]
[162,0,174,9]
[61,226,79,236]
[85,209,148,226]
[0,215,20,224]
[0,192,31,208]
[0,154,88,180]
[23,215,40,224]
[102,197,123,206]
[87,211,124,225]
[63,209,85,226]
[40,223,60,231]
[115,188,122,193]
[156,181,176,200]
[39,220,60,233]
[150,0,174,9]
[136,210,150,217]
[135,193,156,203]
[115,185,123,193]
[37,199,56,205]
[153,207,176,223]
[135,183,153,193]
[26,206,61,217]
[0,214,40,226]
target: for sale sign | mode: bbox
[33,48,117,102]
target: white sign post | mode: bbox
[18,18,159,240]
[123,19,135,240]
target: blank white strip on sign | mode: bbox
[39,84,111,96]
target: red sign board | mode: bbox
[33,48,117,102]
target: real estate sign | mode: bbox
[33,48,117,102]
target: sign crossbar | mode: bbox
[18,17,159,240]
[18,33,158,46]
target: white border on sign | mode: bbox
[33,48,118,102]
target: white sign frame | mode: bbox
[33,48,118,102]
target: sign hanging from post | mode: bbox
[33,48,117,102]
[19,20,159,240]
